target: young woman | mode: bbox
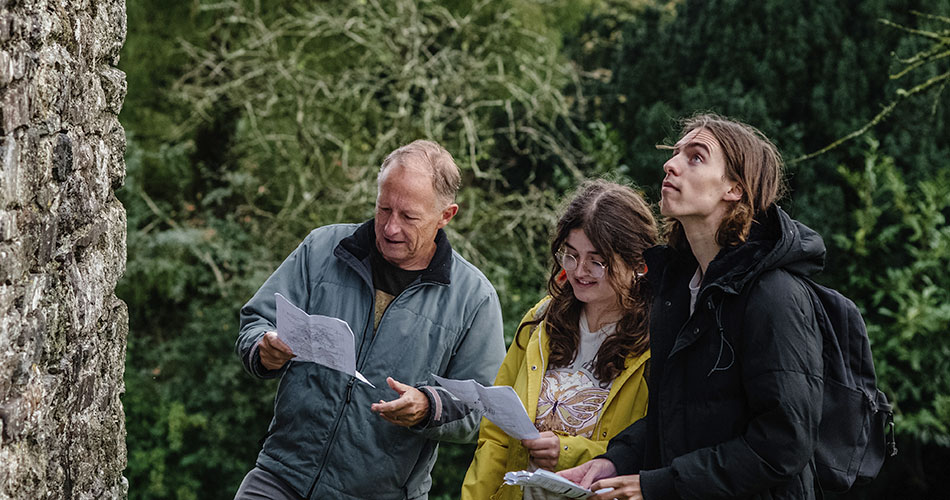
[562,114,826,500]
[462,180,658,500]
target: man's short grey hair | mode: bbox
[378,140,461,207]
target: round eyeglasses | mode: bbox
[557,251,608,279]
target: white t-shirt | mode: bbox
[689,266,703,315]
[524,312,614,500]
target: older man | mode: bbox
[234,140,506,500]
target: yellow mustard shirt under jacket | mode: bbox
[462,297,651,500]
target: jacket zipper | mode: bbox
[306,279,438,497]
[306,273,378,498]
[354,287,378,366]
[307,378,356,498]
[658,282,724,463]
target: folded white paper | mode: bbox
[432,374,540,440]
[275,293,374,387]
[503,469,613,498]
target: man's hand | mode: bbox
[257,331,295,370]
[558,458,617,488]
[522,431,560,470]
[590,475,642,500]
[371,377,430,427]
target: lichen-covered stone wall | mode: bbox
[0,0,128,498]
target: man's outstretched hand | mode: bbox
[371,377,430,427]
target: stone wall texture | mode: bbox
[0,0,128,498]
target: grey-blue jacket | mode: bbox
[236,221,506,499]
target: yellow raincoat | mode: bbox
[461,297,650,500]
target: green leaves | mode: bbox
[118,0,950,497]
[834,140,950,447]
[121,1,593,498]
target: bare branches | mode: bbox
[165,0,590,295]
[795,71,948,163]
[793,11,949,164]
[176,0,585,192]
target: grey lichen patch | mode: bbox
[1,134,20,205]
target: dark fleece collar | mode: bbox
[338,219,453,285]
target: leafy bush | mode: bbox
[118,1,950,498]
[120,0,600,498]
[170,0,594,321]
[834,139,950,446]
[818,140,950,499]
[562,0,950,245]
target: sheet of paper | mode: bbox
[275,293,374,387]
[432,375,540,440]
[503,469,612,499]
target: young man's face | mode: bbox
[374,161,457,270]
[659,127,740,224]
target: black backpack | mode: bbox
[802,277,897,492]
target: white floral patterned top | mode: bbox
[524,312,614,500]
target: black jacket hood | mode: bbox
[646,205,826,297]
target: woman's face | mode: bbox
[659,127,740,226]
[562,229,624,311]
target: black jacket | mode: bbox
[602,206,825,499]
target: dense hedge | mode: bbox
[118,0,949,498]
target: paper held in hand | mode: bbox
[503,469,613,499]
[431,374,540,440]
[274,293,374,387]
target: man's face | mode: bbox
[374,161,458,270]
[659,127,739,224]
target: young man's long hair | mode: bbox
[663,114,787,251]
[516,180,658,382]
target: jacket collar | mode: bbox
[704,205,824,295]
[336,219,454,285]
[645,205,825,297]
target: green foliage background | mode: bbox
[119,0,950,498]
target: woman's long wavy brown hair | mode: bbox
[516,180,658,382]
[662,113,787,250]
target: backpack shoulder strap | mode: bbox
[801,277,873,389]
